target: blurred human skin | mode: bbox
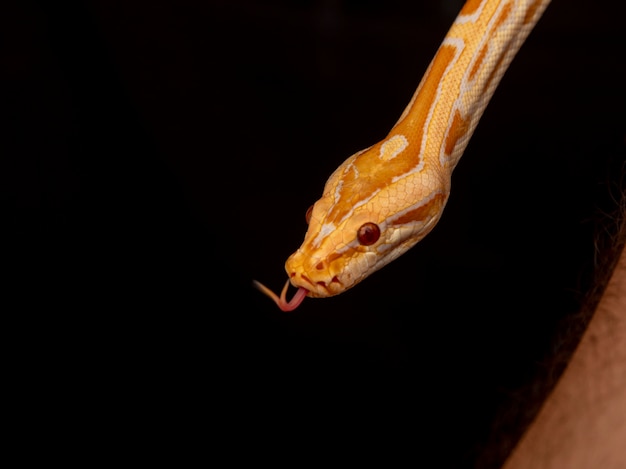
[503,244,626,468]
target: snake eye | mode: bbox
[305,205,314,224]
[357,222,380,246]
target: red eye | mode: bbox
[357,222,380,246]
[305,205,314,224]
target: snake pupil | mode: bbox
[357,222,380,246]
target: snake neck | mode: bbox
[394,0,551,172]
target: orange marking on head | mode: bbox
[325,251,343,266]
[444,110,470,156]
[460,0,484,16]
[391,193,446,226]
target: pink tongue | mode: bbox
[278,286,308,312]
[253,279,309,312]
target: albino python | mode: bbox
[255,0,551,311]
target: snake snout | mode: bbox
[288,270,343,298]
[286,250,345,297]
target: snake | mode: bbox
[254,0,552,311]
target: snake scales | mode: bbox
[255,0,551,311]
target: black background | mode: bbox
[3,0,625,466]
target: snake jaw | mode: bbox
[253,279,308,312]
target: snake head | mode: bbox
[284,141,449,298]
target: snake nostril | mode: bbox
[315,261,324,270]
[331,276,341,284]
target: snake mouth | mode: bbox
[289,272,344,298]
[253,272,344,310]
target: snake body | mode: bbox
[255,0,551,311]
